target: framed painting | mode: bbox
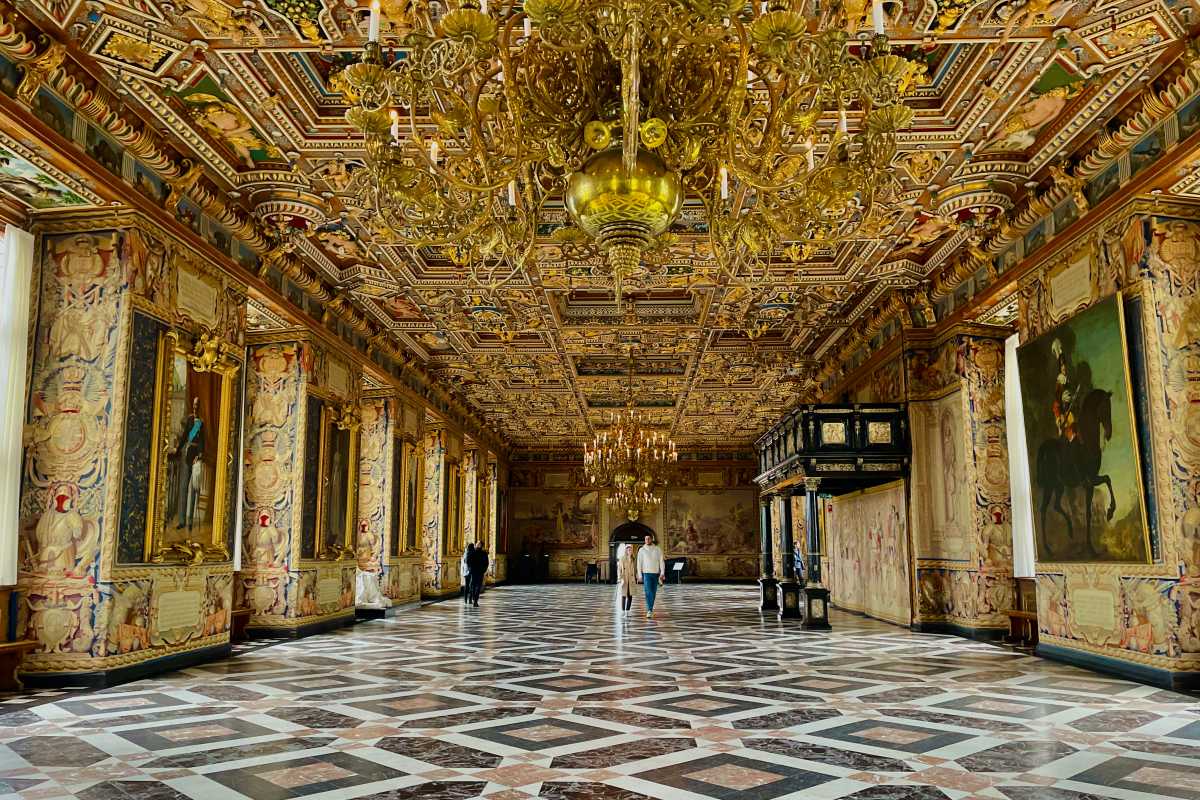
[145,329,240,563]
[1016,293,1150,563]
[316,404,359,560]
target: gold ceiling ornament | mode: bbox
[339,0,920,297]
[582,347,678,512]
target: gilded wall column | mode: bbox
[420,426,446,597]
[354,392,395,611]
[20,219,246,685]
[241,336,359,636]
[758,496,778,611]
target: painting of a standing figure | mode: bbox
[166,355,222,545]
[1016,294,1150,563]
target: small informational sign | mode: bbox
[673,563,684,571]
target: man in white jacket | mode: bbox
[636,534,667,618]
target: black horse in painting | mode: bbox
[1036,388,1116,558]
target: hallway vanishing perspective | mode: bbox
[1,584,1197,800]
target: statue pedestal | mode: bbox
[758,577,779,612]
[778,580,802,619]
[802,585,832,630]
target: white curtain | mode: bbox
[0,225,34,586]
[1004,333,1036,578]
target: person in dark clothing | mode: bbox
[467,542,489,607]
[461,543,474,604]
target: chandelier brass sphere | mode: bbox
[564,147,683,301]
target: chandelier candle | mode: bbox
[367,0,380,41]
[872,0,885,34]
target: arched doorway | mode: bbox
[608,520,655,584]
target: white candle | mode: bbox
[507,180,517,206]
[523,16,532,38]
[719,165,728,200]
[368,0,380,41]
[838,107,847,133]
[389,109,399,140]
[480,0,487,13]
[806,143,815,170]
[872,0,885,34]
[429,139,439,163]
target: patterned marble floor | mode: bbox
[1,584,1198,800]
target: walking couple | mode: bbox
[616,535,666,618]
[461,542,489,607]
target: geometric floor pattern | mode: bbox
[0,584,1197,800]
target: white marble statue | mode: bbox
[355,569,392,609]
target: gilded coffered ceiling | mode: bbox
[2,0,1199,447]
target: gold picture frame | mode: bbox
[148,329,239,564]
[315,401,360,560]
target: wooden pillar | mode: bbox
[757,497,778,611]
[777,488,802,619]
[801,477,831,629]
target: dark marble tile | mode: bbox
[957,741,1077,772]
[551,737,696,769]
[0,710,42,727]
[997,789,1113,800]
[745,738,912,771]
[540,782,657,799]
[1069,710,1161,732]
[192,684,267,702]
[858,686,946,703]
[708,685,825,704]
[572,705,686,729]
[1114,739,1200,757]
[732,708,842,729]
[843,788,952,800]
[142,736,337,769]
[466,717,617,751]
[9,735,110,766]
[267,707,364,729]
[453,684,539,701]
[580,685,676,702]
[1071,755,1200,799]
[876,707,1030,733]
[67,706,237,729]
[376,736,502,768]
[76,780,192,800]
[400,706,536,729]
[356,782,488,800]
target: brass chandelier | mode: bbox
[338,0,921,298]
[582,349,678,513]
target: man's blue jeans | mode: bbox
[642,573,660,611]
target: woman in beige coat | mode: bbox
[615,543,636,614]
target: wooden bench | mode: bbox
[1005,609,1038,650]
[0,640,39,691]
[230,608,252,643]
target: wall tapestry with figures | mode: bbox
[663,489,756,555]
[1016,210,1200,680]
[1017,294,1151,564]
[826,480,912,626]
[510,490,598,552]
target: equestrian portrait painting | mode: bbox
[1016,294,1150,563]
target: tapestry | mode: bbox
[356,400,390,573]
[909,390,971,561]
[663,489,757,555]
[510,489,597,550]
[827,480,912,626]
[1017,294,1150,563]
